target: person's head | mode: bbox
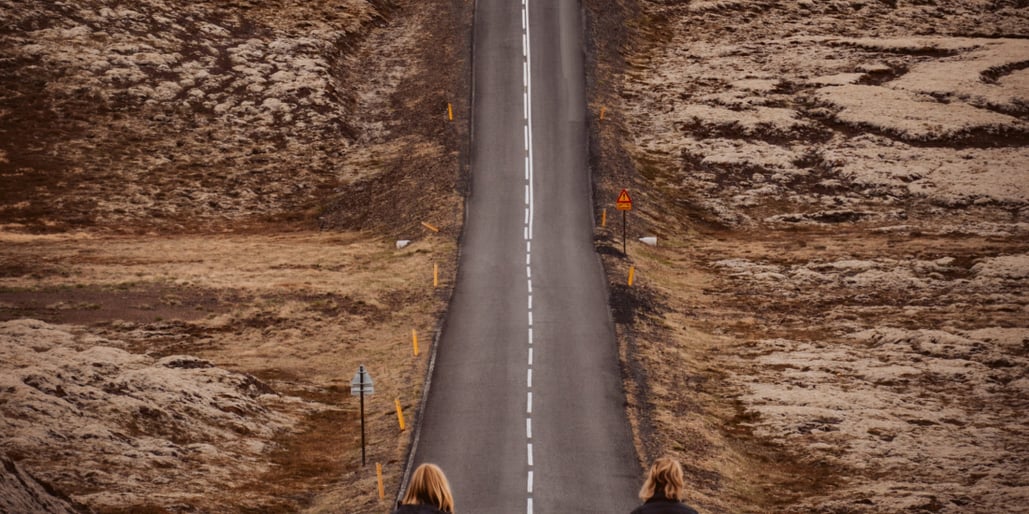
[402,463,454,513]
[639,456,685,502]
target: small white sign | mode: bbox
[350,365,374,396]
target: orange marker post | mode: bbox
[447,103,454,121]
[433,263,439,288]
[601,208,607,228]
[628,266,636,287]
[376,463,385,499]
[600,106,606,121]
[412,329,419,357]
[395,398,406,432]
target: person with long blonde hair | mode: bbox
[393,463,455,514]
[630,456,699,514]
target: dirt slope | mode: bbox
[585,1,1028,512]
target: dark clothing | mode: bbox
[630,491,700,514]
[392,503,448,514]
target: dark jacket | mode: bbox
[392,503,448,514]
[630,490,700,514]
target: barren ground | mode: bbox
[1,0,470,512]
[585,0,1028,513]
[3,0,1027,513]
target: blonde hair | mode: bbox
[402,463,455,513]
[638,456,685,502]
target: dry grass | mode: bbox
[0,0,472,511]
[0,231,457,512]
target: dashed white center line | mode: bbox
[523,1,535,512]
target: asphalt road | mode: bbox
[411,1,640,512]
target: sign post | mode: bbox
[350,364,375,466]
[616,189,633,256]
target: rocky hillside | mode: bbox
[1,0,469,512]
[1,0,463,235]
[586,0,1028,512]
[1,455,86,514]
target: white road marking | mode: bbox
[523,3,536,511]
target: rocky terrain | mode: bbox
[4,0,1026,512]
[585,0,1027,512]
[1,0,470,512]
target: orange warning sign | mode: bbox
[616,189,632,211]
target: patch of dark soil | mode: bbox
[301,292,385,319]
[808,109,1029,149]
[675,119,833,147]
[829,40,963,58]
[0,285,240,325]
[231,406,353,513]
[609,280,663,326]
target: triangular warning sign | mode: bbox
[616,189,632,210]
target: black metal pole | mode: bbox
[360,368,366,467]
[622,210,627,256]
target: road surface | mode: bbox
[411,0,640,511]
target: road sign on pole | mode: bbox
[616,189,632,211]
[616,189,632,255]
[351,365,374,466]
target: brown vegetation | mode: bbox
[585,0,1028,512]
[1,0,470,512]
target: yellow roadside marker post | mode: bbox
[433,263,439,288]
[395,398,406,432]
[628,266,636,287]
[447,103,454,121]
[376,463,385,500]
[601,208,607,228]
[412,329,419,357]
